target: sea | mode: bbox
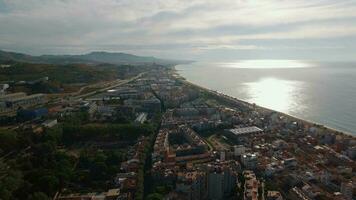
[176,60,356,135]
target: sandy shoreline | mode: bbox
[172,67,355,139]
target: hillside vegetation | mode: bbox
[0,62,146,94]
[0,50,190,66]
[1,63,117,83]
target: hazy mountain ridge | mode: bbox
[0,50,191,65]
[0,50,42,63]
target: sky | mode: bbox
[0,0,356,61]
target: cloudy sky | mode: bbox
[0,0,356,61]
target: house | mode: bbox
[42,119,58,128]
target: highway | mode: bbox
[73,72,146,100]
[49,72,146,104]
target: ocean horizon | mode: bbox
[176,60,356,136]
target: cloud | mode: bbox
[0,0,356,60]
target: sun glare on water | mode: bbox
[244,77,305,113]
[220,60,313,69]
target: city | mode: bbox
[1,1,356,199]
[1,64,354,200]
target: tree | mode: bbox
[106,150,125,166]
[0,169,23,200]
[42,126,63,144]
[146,193,163,200]
[28,192,50,200]
[0,129,18,153]
[37,175,59,195]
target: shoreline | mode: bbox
[172,66,355,139]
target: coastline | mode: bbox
[172,66,355,139]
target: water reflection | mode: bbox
[176,61,356,135]
[243,78,305,113]
[220,60,313,69]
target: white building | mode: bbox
[0,64,11,68]
[42,119,58,128]
[135,112,147,124]
[0,84,9,94]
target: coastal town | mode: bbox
[0,64,355,200]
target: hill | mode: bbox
[0,61,149,94]
[74,51,174,65]
[0,50,190,65]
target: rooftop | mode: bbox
[229,126,263,136]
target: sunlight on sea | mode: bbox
[243,78,305,113]
[219,60,313,69]
[216,60,311,113]
[176,60,356,135]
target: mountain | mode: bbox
[0,50,191,65]
[0,50,42,63]
[75,51,170,64]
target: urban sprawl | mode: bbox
[0,65,355,200]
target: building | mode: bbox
[106,188,121,200]
[227,126,263,137]
[0,92,26,101]
[7,94,46,108]
[241,153,258,170]
[340,181,353,200]
[0,64,11,68]
[135,112,147,124]
[226,126,263,142]
[289,187,313,200]
[42,119,58,128]
[0,93,46,113]
[208,171,224,200]
[96,105,115,119]
[243,170,259,200]
[0,84,9,95]
[57,188,123,200]
[318,170,330,185]
[176,171,207,200]
[153,125,209,165]
[87,102,98,119]
[267,191,283,200]
[283,158,297,168]
[17,108,48,121]
[124,97,161,113]
[220,151,226,161]
[346,146,356,160]
[265,162,284,177]
[205,161,238,200]
[233,145,246,157]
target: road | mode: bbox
[73,72,145,100]
[48,72,145,104]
